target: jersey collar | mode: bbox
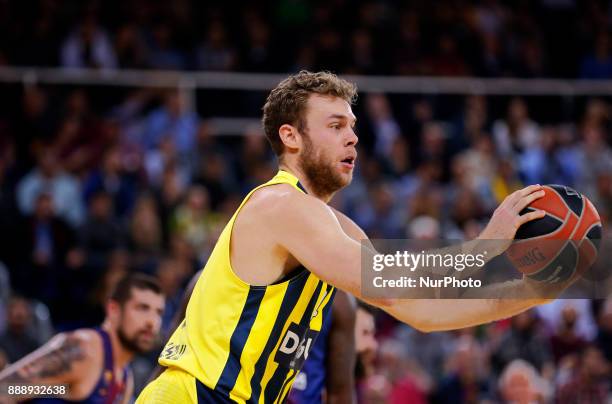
[276,170,308,194]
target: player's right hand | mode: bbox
[477,184,546,256]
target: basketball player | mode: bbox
[138,71,553,403]
[286,290,356,403]
[0,274,165,403]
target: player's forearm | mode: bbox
[0,334,83,385]
[383,297,541,332]
[380,280,550,332]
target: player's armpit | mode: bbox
[0,332,87,385]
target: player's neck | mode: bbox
[101,323,134,370]
[278,162,334,203]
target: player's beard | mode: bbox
[117,320,155,354]
[298,133,349,197]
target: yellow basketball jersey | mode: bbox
[158,170,336,403]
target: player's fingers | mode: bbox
[502,189,522,207]
[515,209,546,228]
[513,189,546,213]
[503,185,540,209]
[507,184,542,207]
[517,184,543,198]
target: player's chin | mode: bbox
[337,162,355,181]
[135,335,156,352]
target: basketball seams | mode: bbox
[512,210,574,243]
[522,206,564,222]
[572,199,602,241]
[582,237,598,256]
[580,222,603,246]
[550,185,582,220]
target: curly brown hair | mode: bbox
[262,71,358,157]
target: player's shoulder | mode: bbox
[247,182,329,219]
[51,329,102,360]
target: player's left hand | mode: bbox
[478,184,546,256]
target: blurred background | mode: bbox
[0,0,611,402]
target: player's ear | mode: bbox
[105,299,121,323]
[278,124,301,151]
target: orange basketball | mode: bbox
[506,185,602,283]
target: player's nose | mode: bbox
[345,128,358,146]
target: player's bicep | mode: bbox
[0,333,86,385]
[271,193,363,296]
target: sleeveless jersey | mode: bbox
[158,170,337,403]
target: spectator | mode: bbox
[498,359,551,404]
[0,296,39,363]
[549,305,588,364]
[492,98,540,157]
[193,152,234,210]
[357,183,405,238]
[76,191,126,275]
[490,158,523,204]
[170,186,220,259]
[114,23,148,69]
[537,300,598,342]
[355,304,379,402]
[380,339,432,404]
[557,345,611,403]
[195,20,237,71]
[156,258,190,337]
[492,311,555,379]
[17,150,85,227]
[595,299,612,363]
[13,192,79,310]
[145,23,185,70]
[433,335,493,404]
[580,32,612,79]
[129,194,163,274]
[573,125,612,202]
[241,14,274,72]
[141,91,198,155]
[365,94,401,159]
[12,86,53,171]
[347,29,375,75]
[60,14,117,69]
[82,146,137,218]
[394,323,455,381]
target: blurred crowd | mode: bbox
[358,300,612,403]
[3,0,612,78]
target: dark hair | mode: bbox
[109,273,163,305]
[262,70,357,157]
[356,300,377,315]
